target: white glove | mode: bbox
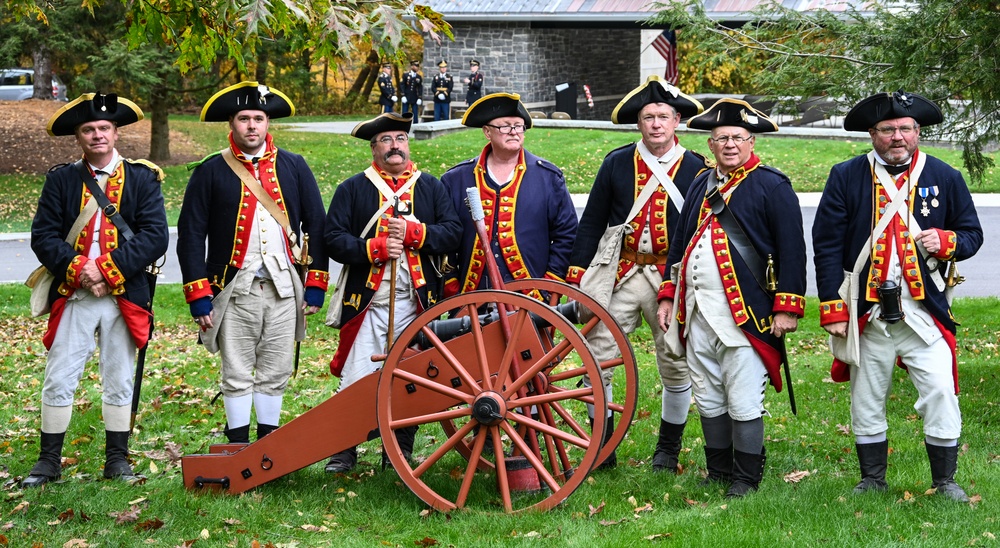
[391,96,397,102]
[437,93,446,101]
[401,96,407,104]
[416,98,422,105]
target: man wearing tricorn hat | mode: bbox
[323,112,461,473]
[656,98,807,498]
[432,60,454,121]
[176,82,329,444]
[23,92,168,487]
[377,63,397,114]
[440,93,578,299]
[400,60,423,118]
[568,75,711,473]
[813,91,982,501]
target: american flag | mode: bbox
[652,30,679,85]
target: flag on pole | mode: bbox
[652,30,679,85]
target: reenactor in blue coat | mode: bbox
[440,93,578,298]
[400,60,423,118]
[813,91,982,501]
[176,82,329,444]
[432,60,454,121]
[23,92,168,487]
[568,76,710,472]
[377,63,397,114]
[657,98,807,498]
[323,112,461,473]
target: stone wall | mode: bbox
[423,23,641,121]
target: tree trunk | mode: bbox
[148,84,171,163]
[255,48,269,84]
[361,61,378,98]
[31,47,53,100]
[348,50,379,96]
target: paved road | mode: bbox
[4,194,998,297]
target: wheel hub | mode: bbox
[472,392,507,426]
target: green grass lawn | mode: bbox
[1,284,997,547]
[1,116,996,232]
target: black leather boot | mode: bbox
[325,446,357,474]
[256,424,278,440]
[651,420,686,473]
[699,445,733,487]
[853,441,889,493]
[224,424,250,444]
[590,416,617,470]
[926,443,969,502]
[384,426,418,470]
[725,448,766,498]
[21,431,65,488]
[104,430,138,480]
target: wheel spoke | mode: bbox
[493,308,532,390]
[466,303,494,392]
[416,323,484,397]
[455,425,490,508]
[503,408,589,449]
[390,406,471,430]
[412,419,477,478]
[500,420,560,492]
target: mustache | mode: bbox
[383,149,406,161]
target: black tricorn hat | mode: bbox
[686,98,778,133]
[843,90,943,132]
[612,75,703,124]
[47,92,143,137]
[201,81,295,122]
[352,112,413,141]
[461,93,532,129]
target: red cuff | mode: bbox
[402,220,425,249]
[932,228,957,260]
[566,266,585,285]
[306,270,330,291]
[367,237,389,265]
[772,292,805,317]
[66,255,88,287]
[657,279,676,302]
[818,299,849,325]
[183,278,213,303]
[96,252,126,291]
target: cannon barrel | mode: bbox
[416,301,579,348]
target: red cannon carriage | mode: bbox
[181,190,639,513]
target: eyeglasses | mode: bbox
[485,124,526,134]
[873,125,917,137]
[376,134,409,145]
[710,135,752,144]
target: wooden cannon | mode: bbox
[181,190,639,513]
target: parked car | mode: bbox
[0,68,68,101]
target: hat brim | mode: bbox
[201,81,295,122]
[352,112,414,141]
[47,93,143,137]
[461,93,532,129]
[686,98,778,133]
[612,75,703,124]
[843,91,942,132]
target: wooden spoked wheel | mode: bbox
[503,279,637,467]
[377,290,608,513]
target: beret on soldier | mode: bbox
[686,98,778,134]
[470,59,480,67]
[461,93,532,129]
[47,93,143,137]
[843,90,943,132]
[201,81,294,122]
[612,75,703,124]
[352,112,413,141]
